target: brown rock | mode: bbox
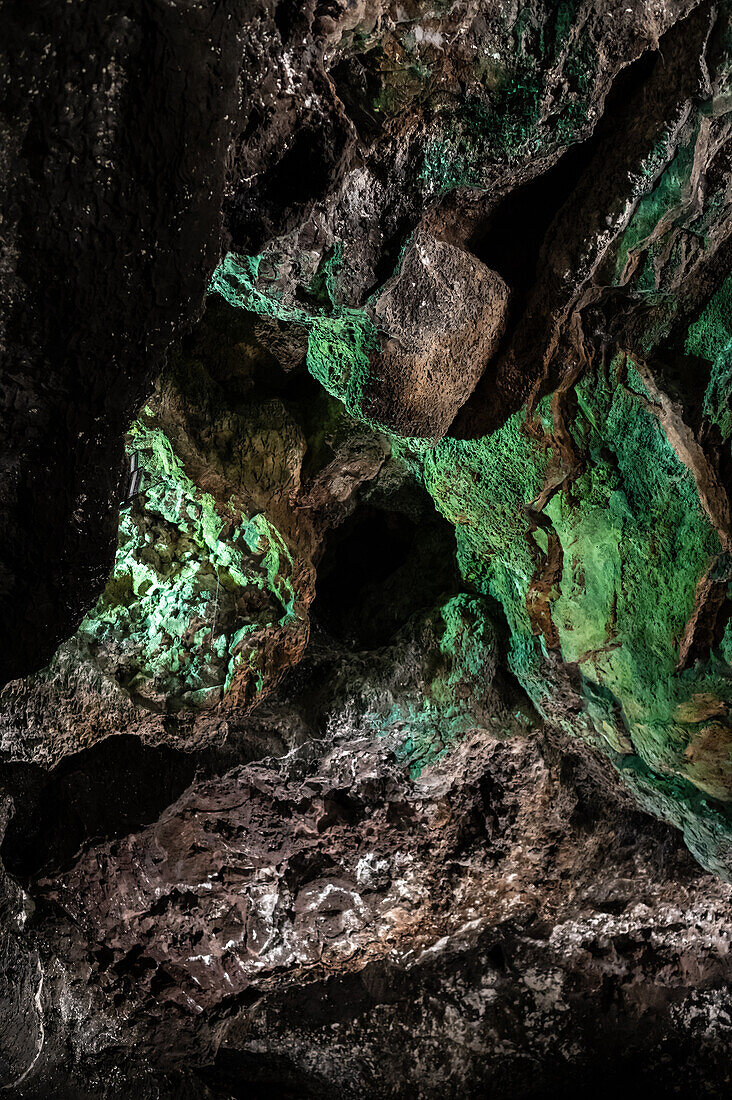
[364,230,510,439]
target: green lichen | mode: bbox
[551,0,582,52]
[547,363,725,777]
[621,752,732,879]
[613,133,697,291]
[419,74,543,194]
[419,16,596,196]
[397,407,550,697]
[686,275,732,441]
[78,408,304,710]
[686,274,732,364]
[208,178,732,866]
[363,594,501,777]
[210,248,383,429]
[393,357,732,828]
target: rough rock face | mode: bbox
[0,0,254,681]
[3,721,732,1097]
[365,230,511,437]
[4,0,732,1096]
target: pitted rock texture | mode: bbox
[5,1,732,1097]
[365,230,510,437]
[3,722,731,1097]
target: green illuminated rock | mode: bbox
[82,410,304,711]
[9,2,732,1095]
[210,238,732,875]
[0,350,315,762]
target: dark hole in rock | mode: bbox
[273,0,305,42]
[264,128,335,212]
[0,736,224,880]
[331,52,385,143]
[469,47,660,332]
[312,503,461,649]
[226,116,350,252]
[450,46,665,442]
[469,139,595,303]
[199,1048,321,1100]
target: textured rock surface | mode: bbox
[4,0,732,1095]
[365,230,510,436]
[0,0,253,681]
[2,721,732,1097]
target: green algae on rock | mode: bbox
[0,388,313,764]
[364,594,502,777]
[80,409,306,712]
[208,222,732,876]
[421,362,732,868]
[9,2,732,1094]
[211,248,381,429]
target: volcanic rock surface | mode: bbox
[3,0,732,1096]
[365,229,511,436]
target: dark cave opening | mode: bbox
[468,137,595,300]
[0,737,206,880]
[225,111,351,252]
[312,503,461,649]
[449,44,668,442]
[468,46,661,322]
[273,0,306,42]
[331,51,386,144]
[261,127,337,212]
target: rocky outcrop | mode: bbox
[1,719,730,1097]
[0,302,391,764]
[5,1,732,1096]
[207,0,732,873]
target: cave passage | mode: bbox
[3,2,732,1097]
[313,504,461,648]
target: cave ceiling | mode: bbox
[2,1,732,1096]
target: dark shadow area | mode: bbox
[312,503,461,649]
[273,0,307,43]
[468,47,660,338]
[468,138,595,305]
[198,1050,325,1100]
[0,736,207,879]
[194,948,727,1100]
[448,43,671,441]
[225,110,352,253]
[331,51,385,144]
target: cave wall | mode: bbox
[3,1,732,1096]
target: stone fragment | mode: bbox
[364,230,510,438]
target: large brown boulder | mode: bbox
[364,230,510,439]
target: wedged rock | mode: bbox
[364,231,510,439]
